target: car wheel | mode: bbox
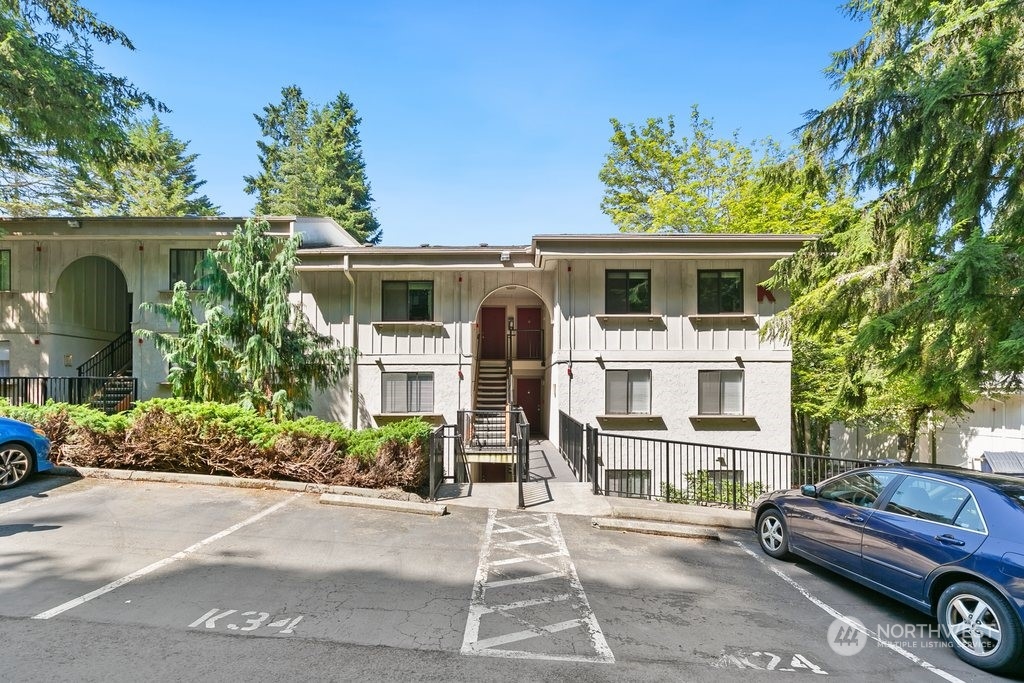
[938,581,1023,674]
[0,443,34,490]
[757,508,790,559]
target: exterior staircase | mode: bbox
[77,330,137,415]
[470,360,510,449]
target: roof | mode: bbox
[981,451,1024,474]
[0,215,359,248]
[297,232,814,271]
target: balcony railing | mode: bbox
[0,376,138,415]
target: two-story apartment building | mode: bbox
[0,216,807,483]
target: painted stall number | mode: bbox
[189,608,303,635]
[718,651,827,675]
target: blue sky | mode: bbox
[88,1,864,246]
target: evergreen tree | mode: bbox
[770,0,1024,458]
[0,1,158,188]
[141,218,353,420]
[244,86,381,243]
[67,115,220,216]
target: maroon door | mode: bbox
[516,307,542,360]
[516,378,544,434]
[480,307,506,360]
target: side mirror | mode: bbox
[801,484,818,498]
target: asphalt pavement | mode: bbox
[0,473,1005,682]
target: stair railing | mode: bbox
[77,330,133,378]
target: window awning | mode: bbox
[980,451,1024,474]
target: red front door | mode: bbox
[515,378,544,435]
[480,307,506,360]
[516,307,542,360]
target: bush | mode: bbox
[0,399,433,491]
[662,472,766,507]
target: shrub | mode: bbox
[0,400,432,491]
[661,472,766,507]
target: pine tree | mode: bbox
[244,86,381,243]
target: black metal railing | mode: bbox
[593,431,874,509]
[512,407,529,509]
[77,330,133,378]
[427,423,472,501]
[0,376,138,415]
[457,408,515,452]
[559,410,587,481]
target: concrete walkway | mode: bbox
[436,438,750,529]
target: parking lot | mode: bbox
[0,475,1006,682]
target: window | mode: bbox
[605,270,651,314]
[381,372,434,413]
[382,281,433,321]
[698,370,744,415]
[605,370,651,415]
[606,469,651,498]
[0,342,8,377]
[0,249,10,291]
[818,471,900,508]
[697,269,743,314]
[884,476,974,526]
[169,249,212,289]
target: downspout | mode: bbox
[343,254,358,429]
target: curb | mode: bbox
[319,492,446,517]
[610,503,750,530]
[44,465,429,504]
[591,517,720,540]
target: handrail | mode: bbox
[77,330,133,378]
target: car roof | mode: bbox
[867,463,1024,493]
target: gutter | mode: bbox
[343,254,359,429]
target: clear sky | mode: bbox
[87,1,864,246]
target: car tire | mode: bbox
[938,581,1024,675]
[757,508,790,559]
[0,442,34,490]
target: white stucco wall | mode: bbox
[831,394,1024,469]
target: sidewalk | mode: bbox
[436,438,751,529]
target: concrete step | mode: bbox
[591,517,720,540]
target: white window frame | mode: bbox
[381,371,434,413]
[605,369,651,415]
[698,369,744,415]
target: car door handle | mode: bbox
[844,514,865,523]
[935,534,966,547]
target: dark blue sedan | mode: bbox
[0,416,52,489]
[752,464,1024,674]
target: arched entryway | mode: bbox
[476,284,549,414]
[51,256,132,376]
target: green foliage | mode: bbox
[140,219,355,420]
[0,398,431,488]
[770,0,1024,456]
[345,418,432,460]
[599,105,856,235]
[64,115,220,216]
[0,0,159,209]
[661,472,766,507]
[244,85,381,244]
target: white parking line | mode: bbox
[32,494,301,620]
[462,509,614,663]
[735,541,964,683]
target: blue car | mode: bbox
[0,416,52,490]
[752,464,1024,674]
